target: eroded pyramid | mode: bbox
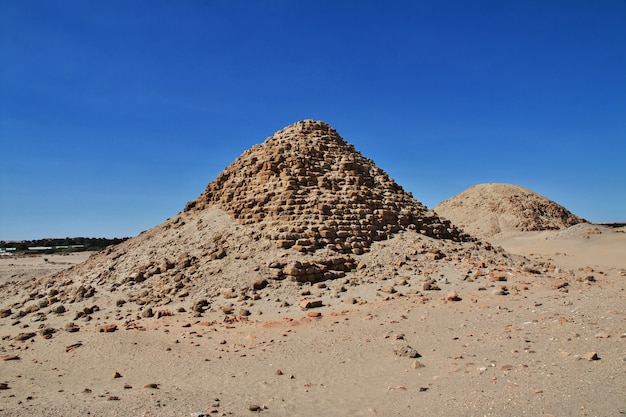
[186,119,468,255]
[7,121,533,314]
[435,183,586,239]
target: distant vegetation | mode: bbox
[0,237,129,253]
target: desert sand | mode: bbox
[0,121,624,416]
[0,252,96,283]
[0,226,624,417]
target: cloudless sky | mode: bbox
[1,0,625,240]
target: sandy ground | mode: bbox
[0,228,624,417]
[0,252,96,282]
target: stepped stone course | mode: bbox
[186,119,469,256]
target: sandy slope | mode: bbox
[0,227,624,417]
[492,224,626,270]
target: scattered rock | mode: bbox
[422,280,440,291]
[300,299,323,309]
[156,309,172,318]
[252,278,268,290]
[64,322,80,333]
[394,345,421,358]
[380,286,396,294]
[220,288,237,299]
[582,352,599,361]
[2,354,20,361]
[100,324,118,333]
[14,332,36,341]
[192,299,209,313]
[143,383,159,389]
[445,290,461,301]
[65,342,82,352]
[39,326,56,339]
[489,272,507,282]
[411,360,425,368]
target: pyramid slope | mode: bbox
[435,183,586,239]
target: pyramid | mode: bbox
[435,183,586,238]
[7,121,534,314]
[186,119,468,255]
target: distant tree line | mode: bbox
[0,237,129,252]
[599,222,626,228]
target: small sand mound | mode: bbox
[434,183,586,239]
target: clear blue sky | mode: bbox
[1,1,625,240]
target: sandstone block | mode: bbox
[300,299,323,309]
[99,324,117,333]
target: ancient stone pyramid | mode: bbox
[185,119,469,255]
[2,121,533,314]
